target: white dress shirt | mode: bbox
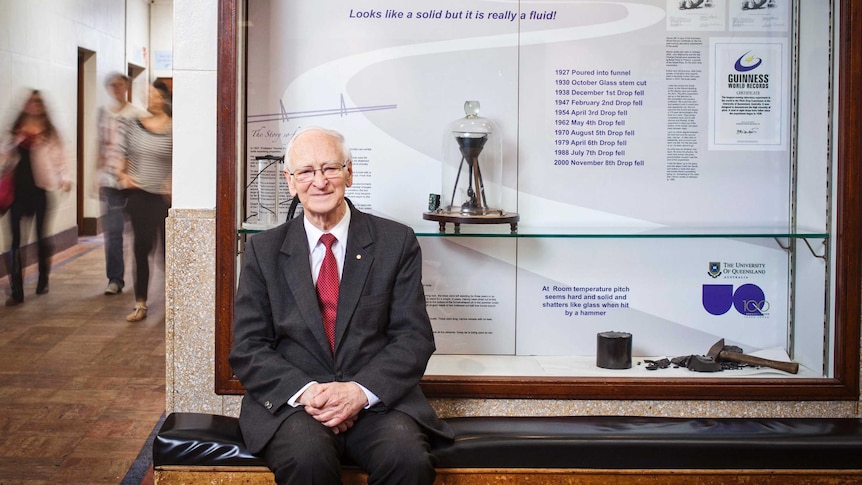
[287,202,381,409]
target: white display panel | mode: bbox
[516,238,789,357]
[243,0,829,375]
[420,238,517,355]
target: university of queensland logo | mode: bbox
[708,262,722,278]
[703,283,769,316]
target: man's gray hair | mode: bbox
[284,126,352,171]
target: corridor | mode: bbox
[0,237,164,484]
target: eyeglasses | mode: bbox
[288,161,347,183]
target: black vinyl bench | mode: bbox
[153,412,862,485]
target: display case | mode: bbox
[214,0,862,400]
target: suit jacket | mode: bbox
[229,202,453,453]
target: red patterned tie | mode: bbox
[316,234,339,354]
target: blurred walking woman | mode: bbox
[2,90,71,306]
[118,81,172,322]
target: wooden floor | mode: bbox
[0,236,164,484]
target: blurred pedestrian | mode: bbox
[96,72,149,296]
[118,80,172,322]
[1,90,71,306]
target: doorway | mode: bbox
[77,48,97,235]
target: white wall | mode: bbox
[0,0,173,249]
[126,0,150,69]
[126,0,152,109]
[151,0,175,81]
[0,0,138,249]
[172,0,217,209]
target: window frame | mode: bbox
[214,0,861,400]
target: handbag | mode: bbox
[0,170,14,214]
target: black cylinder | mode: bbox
[596,331,632,369]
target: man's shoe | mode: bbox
[126,304,148,322]
[36,280,49,295]
[104,281,122,295]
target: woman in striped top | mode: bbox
[118,81,172,322]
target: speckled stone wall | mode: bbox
[165,209,861,419]
[165,209,233,414]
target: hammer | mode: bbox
[707,338,799,374]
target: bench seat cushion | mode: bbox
[155,413,263,467]
[437,416,862,469]
[154,413,862,470]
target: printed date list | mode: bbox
[553,68,646,169]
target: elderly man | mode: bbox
[229,126,452,485]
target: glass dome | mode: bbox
[424,101,519,232]
[442,101,502,215]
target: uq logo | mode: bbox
[702,284,769,316]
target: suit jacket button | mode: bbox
[264,401,273,409]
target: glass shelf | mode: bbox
[413,224,828,238]
[426,354,820,378]
[240,223,828,239]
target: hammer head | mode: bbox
[704,337,800,374]
[707,338,725,359]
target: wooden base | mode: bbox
[422,211,520,233]
[155,466,862,485]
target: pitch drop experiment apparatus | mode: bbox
[424,101,519,232]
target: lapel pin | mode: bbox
[356,254,362,260]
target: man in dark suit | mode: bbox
[229,126,453,485]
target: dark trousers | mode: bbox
[125,189,169,302]
[6,189,49,301]
[262,410,436,485]
[100,187,127,286]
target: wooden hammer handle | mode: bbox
[718,351,800,374]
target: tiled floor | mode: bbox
[0,236,164,484]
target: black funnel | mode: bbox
[457,135,487,159]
